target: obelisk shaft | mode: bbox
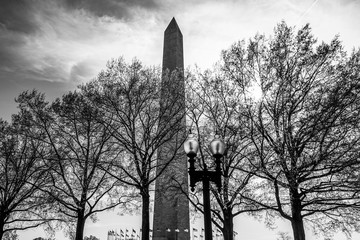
[162,18,184,72]
[152,18,190,240]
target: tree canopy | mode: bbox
[220,21,360,240]
[15,90,124,240]
[82,58,187,240]
[0,116,54,239]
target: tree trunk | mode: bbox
[141,187,150,240]
[291,216,305,240]
[290,189,306,240]
[222,209,234,240]
[0,216,5,240]
[75,208,86,240]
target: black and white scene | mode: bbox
[0,1,360,240]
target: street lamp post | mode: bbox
[184,134,226,240]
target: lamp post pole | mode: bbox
[202,173,212,240]
[184,134,226,240]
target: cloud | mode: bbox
[0,0,167,87]
[0,1,109,82]
[0,0,167,120]
[0,0,359,114]
[63,0,160,20]
[0,0,39,34]
[70,59,101,83]
[1,0,359,87]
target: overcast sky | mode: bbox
[1,0,360,239]
[1,0,360,121]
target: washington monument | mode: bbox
[152,18,190,240]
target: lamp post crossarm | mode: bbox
[189,170,222,192]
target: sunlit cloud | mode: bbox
[0,0,165,85]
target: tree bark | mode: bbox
[141,188,150,240]
[223,209,234,240]
[0,226,4,240]
[75,208,86,240]
[290,189,306,240]
[0,215,5,240]
[291,216,306,240]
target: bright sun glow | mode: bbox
[248,81,263,102]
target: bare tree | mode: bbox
[82,58,186,240]
[184,69,264,240]
[277,232,292,240]
[15,90,126,240]
[221,21,360,240]
[83,235,100,240]
[0,118,54,239]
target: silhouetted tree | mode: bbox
[0,118,54,239]
[82,58,186,240]
[185,69,263,240]
[277,232,292,240]
[83,235,100,240]
[15,90,126,240]
[33,237,54,240]
[222,21,360,240]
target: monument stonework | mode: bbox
[152,18,190,240]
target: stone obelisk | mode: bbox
[152,18,190,240]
